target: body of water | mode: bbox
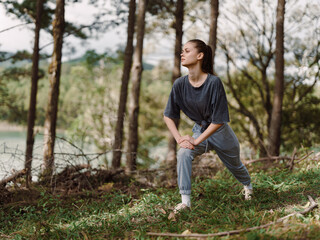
[0,130,103,181]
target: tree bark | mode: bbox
[111,0,136,169]
[126,0,147,173]
[25,0,44,187]
[165,0,184,166]
[269,0,285,156]
[42,0,65,179]
[208,0,219,73]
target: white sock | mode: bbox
[181,194,191,207]
[245,183,253,190]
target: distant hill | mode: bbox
[0,51,32,68]
[0,51,154,70]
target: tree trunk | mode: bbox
[111,0,136,169]
[42,0,65,179]
[269,0,285,156]
[208,0,219,73]
[25,0,44,187]
[166,0,184,166]
[126,0,147,173]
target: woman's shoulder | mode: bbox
[207,74,224,87]
[173,75,188,88]
[207,74,221,83]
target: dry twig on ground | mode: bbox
[244,150,315,168]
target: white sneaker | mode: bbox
[243,185,253,200]
[173,203,190,214]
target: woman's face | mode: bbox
[181,42,203,67]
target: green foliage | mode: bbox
[0,65,32,124]
[0,50,51,64]
[0,50,32,63]
[137,64,172,165]
[215,0,320,156]
[226,63,320,156]
[1,161,320,239]
[282,93,320,151]
[3,0,90,39]
[62,52,123,164]
[83,50,106,70]
[0,49,174,166]
[3,0,54,28]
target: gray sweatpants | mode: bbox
[177,123,251,195]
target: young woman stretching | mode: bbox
[163,39,253,213]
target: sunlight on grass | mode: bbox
[1,154,319,239]
[54,192,164,232]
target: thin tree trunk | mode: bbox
[166,0,184,166]
[111,0,136,169]
[269,0,285,156]
[208,0,219,73]
[25,0,44,187]
[126,0,147,173]
[42,0,65,179]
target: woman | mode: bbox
[163,39,253,213]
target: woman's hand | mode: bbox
[163,116,197,149]
[178,140,194,149]
[178,135,196,145]
[177,135,196,149]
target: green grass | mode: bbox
[1,162,320,239]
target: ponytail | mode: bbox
[187,39,213,75]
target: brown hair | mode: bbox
[187,39,213,74]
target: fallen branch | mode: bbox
[0,232,12,239]
[0,169,26,188]
[294,151,314,165]
[244,156,291,165]
[285,151,315,169]
[289,147,297,171]
[147,195,318,238]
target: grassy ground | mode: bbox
[1,157,320,239]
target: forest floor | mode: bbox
[0,151,320,239]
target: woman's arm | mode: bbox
[163,116,194,149]
[179,123,223,146]
[193,123,223,145]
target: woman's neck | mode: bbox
[188,66,207,85]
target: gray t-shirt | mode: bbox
[164,74,230,131]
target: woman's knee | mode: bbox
[177,148,193,162]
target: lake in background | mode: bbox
[0,129,105,181]
[0,128,167,181]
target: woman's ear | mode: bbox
[197,52,204,61]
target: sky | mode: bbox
[0,2,125,57]
[3,0,317,68]
[0,1,172,65]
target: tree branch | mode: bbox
[0,22,32,34]
[243,150,314,166]
[220,42,267,110]
[223,54,265,150]
[244,156,291,165]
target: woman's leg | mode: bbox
[176,124,206,206]
[177,145,205,195]
[208,124,251,186]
